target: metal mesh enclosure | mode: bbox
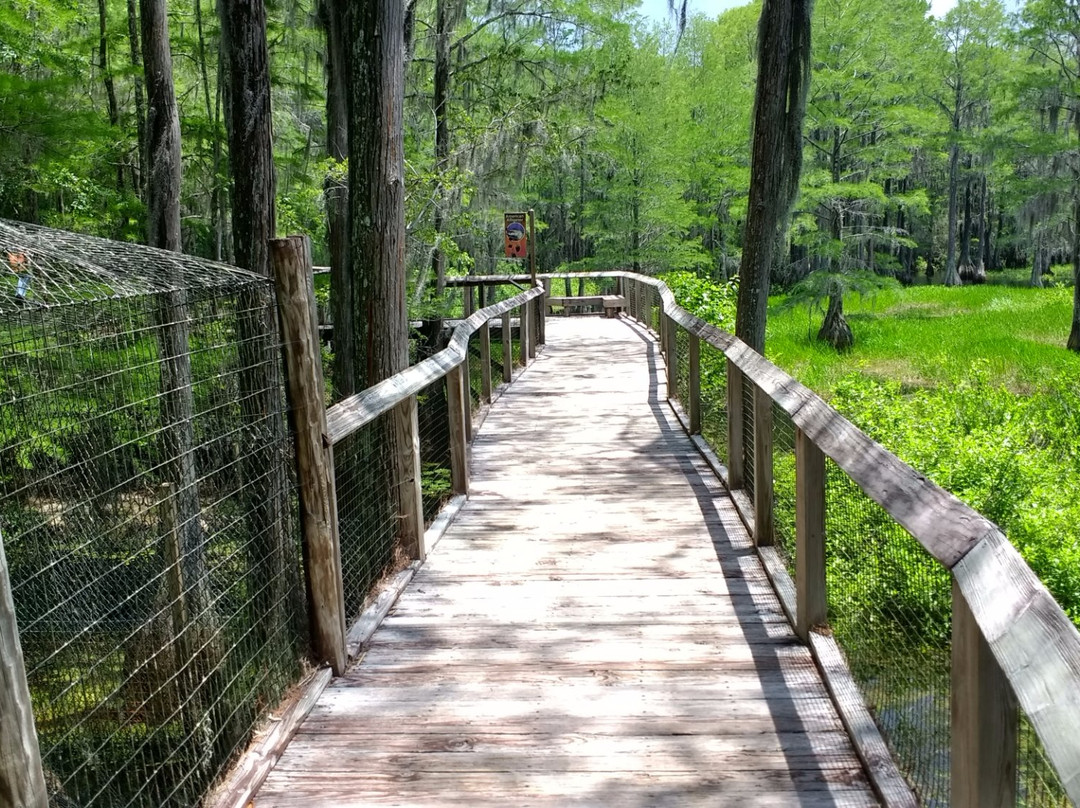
[333,413,401,621]
[771,405,797,567]
[418,378,452,524]
[0,220,304,806]
[699,343,727,464]
[741,380,755,499]
[824,460,952,805]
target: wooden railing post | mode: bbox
[479,317,493,403]
[394,395,426,561]
[753,383,774,546]
[501,310,513,383]
[952,581,1017,808]
[726,360,744,488]
[270,236,347,674]
[461,346,473,444]
[527,297,538,359]
[463,283,474,318]
[447,363,470,495]
[795,429,826,641]
[537,285,546,346]
[664,315,678,400]
[0,527,48,808]
[520,301,531,365]
[688,332,701,434]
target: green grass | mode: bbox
[767,283,1080,394]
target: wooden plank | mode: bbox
[726,359,744,488]
[951,579,1017,808]
[207,666,333,808]
[795,427,826,640]
[253,318,877,808]
[0,527,48,808]
[271,236,346,674]
[394,395,425,560]
[688,332,701,434]
[951,530,1080,802]
[501,309,512,384]
[446,364,469,495]
[479,319,492,402]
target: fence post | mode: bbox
[727,360,744,488]
[952,581,1017,808]
[462,344,473,444]
[795,429,826,641]
[479,318,493,403]
[537,285,546,346]
[664,315,678,400]
[271,236,346,675]
[447,364,470,495]
[753,383,774,546]
[527,297,538,359]
[502,310,513,383]
[0,528,48,808]
[688,333,701,435]
[463,283,474,318]
[520,301,531,365]
[394,395,426,561]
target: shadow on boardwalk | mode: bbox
[253,317,878,807]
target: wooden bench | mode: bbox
[546,295,626,317]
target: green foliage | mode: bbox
[661,269,736,326]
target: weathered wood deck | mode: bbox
[254,317,879,807]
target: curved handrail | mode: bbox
[326,284,544,444]
[599,269,1080,802]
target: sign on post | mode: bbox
[504,212,527,258]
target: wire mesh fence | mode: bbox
[0,220,304,807]
[333,412,401,622]
[825,459,952,805]
[771,405,797,568]
[418,379,453,525]
[699,342,727,465]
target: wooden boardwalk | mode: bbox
[254,318,879,807]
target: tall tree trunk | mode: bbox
[819,290,852,350]
[1072,203,1080,351]
[219,0,296,662]
[735,0,814,354]
[142,0,213,773]
[321,0,354,397]
[944,138,962,286]
[958,169,972,279]
[345,0,412,571]
[195,0,223,260]
[432,0,453,297]
[99,0,123,195]
[126,0,147,202]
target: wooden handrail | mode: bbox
[325,285,544,445]
[578,270,1080,806]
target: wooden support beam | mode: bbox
[394,395,426,561]
[527,298,538,359]
[520,300,531,365]
[537,283,547,345]
[501,310,513,384]
[664,315,678,400]
[688,332,701,435]
[271,236,346,675]
[795,428,826,641]
[479,318,492,403]
[0,528,48,808]
[446,364,470,495]
[726,360,744,489]
[952,580,1017,808]
[462,347,473,444]
[753,383,774,547]
[463,284,474,318]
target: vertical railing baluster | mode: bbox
[952,583,1017,808]
[479,316,492,403]
[726,360,744,488]
[447,363,470,495]
[688,332,701,435]
[664,314,677,401]
[795,428,826,641]
[502,309,512,384]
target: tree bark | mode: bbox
[99,0,123,194]
[432,0,454,297]
[1070,199,1080,352]
[126,0,147,201]
[818,290,853,350]
[735,0,814,354]
[944,138,962,286]
[321,0,354,398]
[345,0,413,570]
[195,0,223,260]
[220,0,296,652]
